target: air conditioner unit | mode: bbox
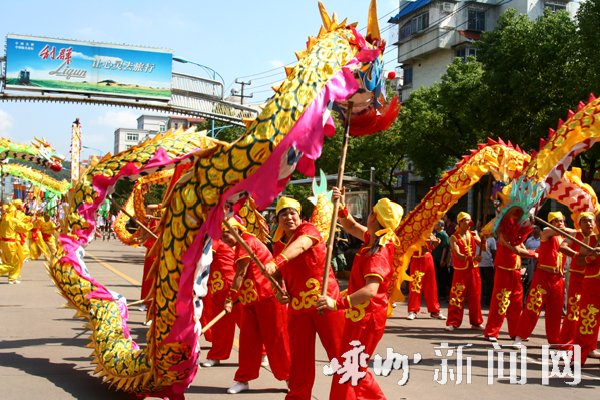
[442,2,454,12]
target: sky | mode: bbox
[0,0,400,161]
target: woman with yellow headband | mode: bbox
[512,211,576,348]
[221,216,290,394]
[264,195,345,400]
[558,212,600,360]
[317,186,403,400]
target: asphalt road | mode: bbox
[0,238,598,399]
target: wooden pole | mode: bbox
[321,101,353,297]
[107,196,158,240]
[200,299,240,335]
[534,215,594,251]
[222,218,286,295]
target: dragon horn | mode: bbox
[318,1,332,30]
[367,0,381,42]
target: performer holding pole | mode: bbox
[221,217,290,394]
[318,187,403,400]
[263,196,344,399]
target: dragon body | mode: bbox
[48,2,397,398]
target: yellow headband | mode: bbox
[373,198,403,246]
[223,216,246,233]
[457,212,471,223]
[275,196,301,216]
[547,211,564,223]
[579,212,595,222]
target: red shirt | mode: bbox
[538,235,564,273]
[234,232,274,305]
[451,231,478,270]
[274,222,340,314]
[345,232,394,322]
[567,232,595,275]
[208,239,236,294]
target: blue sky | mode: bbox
[0,0,399,160]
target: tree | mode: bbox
[477,9,579,151]
[397,58,489,181]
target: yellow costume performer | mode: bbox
[0,202,33,283]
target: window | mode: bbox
[455,46,478,61]
[403,66,413,86]
[126,133,139,142]
[467,9,485,31]
[545,0,567,12]
[159,123,166,132]
[399,12,430,41]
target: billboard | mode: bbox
[5,34,173,100]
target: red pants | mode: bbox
[446,268,482,328]
[408,255,441,314]
[203,289,241,360]
[286,309,345,400]
[330,308,388,400]
[484,268,523,339]
[559,272,585,344]
[573,278,600,365]
[234,297,290,382]
[515,269,564,343]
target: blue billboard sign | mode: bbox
[5,34,173,100]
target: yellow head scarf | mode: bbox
[373,198,403,246]
[273,196,302,242]
[579,212,594,222]
[223,216,246,233]
[275,196,301,216]
[12,199,23,206]
[457,212,471,223]
[547,211,564,223]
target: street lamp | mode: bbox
[82,145,104,155]
[172,57,225,84]
[173,56,226,137]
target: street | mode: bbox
[0,239,598,399]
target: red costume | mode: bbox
[558,232,590,344]
[573,244,600,364]
[274,222,344,400]
[446,231,483,329]
[201,240,241,361]
[407,247,441,315]
[484,218,532,340]
[515,235,564,343]
[233,232,290,383]
[330,233,394,400]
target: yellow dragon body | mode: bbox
[48,2,398,398]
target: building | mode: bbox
[113,114,205,153]
[389,0,581,100]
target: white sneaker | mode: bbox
[470,324,485,331]
[431,312,446,320]
[261,355,269,367]
[8,280,21,285]
[445,325,455,332]
[227,381,249,394]
[486,336,498,342]
[202,359,220,367]
[511,337,525,349]
[407,312,417,320]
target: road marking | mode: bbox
[87,252,142,286]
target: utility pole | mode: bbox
[231,79,253,105]
[71,118,82,184]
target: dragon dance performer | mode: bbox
[406,233,446,321]
[264,196,345,400]
[513,212,575,347]
[222,217,290,394]
[445,212,485,331]
[318,188,403,400]
[484,207,536,342]
[573,212,600,364]
[558,213,595,345]
[29,215,49,261]
[0,202,33,283]
[200,238,241,367]
[40,214,58,258]
[13,199,32,265]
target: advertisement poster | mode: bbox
[5,34,172,100]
